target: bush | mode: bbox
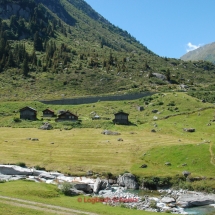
[13,117,21,122]
[16,162,26,167]
[149,200,158,209]
[34,165,46,170]
[61,182,72,196]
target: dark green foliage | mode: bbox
[33,32,43,51]
[0,0,215,97]
[16,162,26,167]
[22,58,29,76]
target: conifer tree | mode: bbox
[33,31,43,51]
[22,58,29,76]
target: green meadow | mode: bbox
[0,92,214,177]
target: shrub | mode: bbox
[13,117,21,122]
[34,165,46,170]
[16,162,26,167]
[61,182,72,196]
[149,200,158,209]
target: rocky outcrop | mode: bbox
[177,191,215,207]
[93,177,102,193]
[0,165,32,175]
[117,173,139,189]
[40,122,53,130]
[73,183,92,193]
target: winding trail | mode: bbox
[209,142,215,166]
[0,195,98,215]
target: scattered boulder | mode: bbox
[152,109,159,113]
[86,170,93,176]
[117,138,123,141]
[140,164,147,168]
[183,128,195,132]
[39,172,56,180]
[40,122,53,130]
[161,197,175,204]
[31,138,39,141]
[101,130,121,135]
[182,171,191,178]
[152,73,167,81]
[165,162,171,166]
[151,129,156,133]
[117,173,139,189]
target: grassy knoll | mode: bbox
[0,181,168,215]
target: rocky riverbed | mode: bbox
[1,165,215,214]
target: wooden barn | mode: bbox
[55,110,78,122]
[42,109,55,117]
[20,106,37,120]
[113,111,129,125]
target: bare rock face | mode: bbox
[177,192,215,207]
[0,165,32,175]
[73,183,92,193]
[93,177,102,193]
[117,173,139,190]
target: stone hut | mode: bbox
[55,110,78,122]
[20,106,37,120]
[113,111,129,125]
[42,109,55,117]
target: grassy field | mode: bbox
[0,92,215,177]
[0,181,169,215]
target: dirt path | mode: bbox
[0,195,98,215]
[209,142,215,166]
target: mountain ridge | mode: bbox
[181,42,215,64]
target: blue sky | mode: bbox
[84,0,215,59]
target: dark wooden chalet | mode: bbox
[113,111,129,125]
[42,109,55,117]
[20,106,37,120]
[55,110,78,122]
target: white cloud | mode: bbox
[186,42,202,52]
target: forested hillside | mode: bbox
[1,0,215,101]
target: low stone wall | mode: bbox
[40,92,154,105]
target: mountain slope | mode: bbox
[181,42,215,64]
[1,0,215,101]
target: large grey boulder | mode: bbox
[93,177,102,193]
[177,192,215,208]
[101,130,121,135]
[40,122,53,130]
[73,183,92,193]
[0,165,32,175]
[117,173,139,189]
[161,197,175,203]
[39,172,56,180]
[100,179,111,190]
[152,73,167,81]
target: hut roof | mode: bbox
[19,106,37,112]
